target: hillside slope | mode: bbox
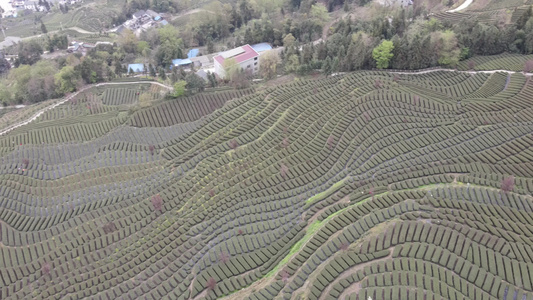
[1,71,533,299]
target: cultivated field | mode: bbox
[0,70,532,300]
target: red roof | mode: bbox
[214,44,259,65]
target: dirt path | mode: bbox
[0,81,172,136]
[171,8,214,21]
[447,0,473,12]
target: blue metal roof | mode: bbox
[154,16,161,21]
[251,43,272,53]
[187,49,199,58]
[128,63,144,72]
[172,58,192,66]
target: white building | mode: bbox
[213,44,259,79]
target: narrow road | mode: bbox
[447,0,473,12]
[0,81,172,136]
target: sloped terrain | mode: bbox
[1,71,533,300]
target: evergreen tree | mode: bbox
[41,21,47,34]
[149,63,156,77]
[158,67,167,80]
[322,56,332,76]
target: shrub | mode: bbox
[501,176,514,192]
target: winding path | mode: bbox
[0,81,172,136]
[447,0,473,12]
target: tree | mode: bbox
[54,66,79,94]
[283,33,296,47]
[149,64,157,77]
[284,54,300,73]
[207,38,215,53]
[42,262,51,276]
[327,135,334,149]
[40,21,47,34]
[501,176,515,192]
[119,29,139,54]
[229,139,239,150]
[260,51,280,79]
[185,73,205,93]
[206,277,217,291]
[434,30,460,66]
[280,163,289,179]
[219,251,230,264]
[223,57,239,80]
[310,4,329,26]
[173,80,186,97]
[322,56,332,76]
[22,158,29,168]
[372,40,394,69]
[158,67,167,80]
[103,221,117,234]
[151,194,163,212]
[15,40,43,66]
[149,145,155,155]
[524,60,533,72]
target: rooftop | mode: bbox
[251,43,272,53]
[128,63,144,72]
[214,44,259,65]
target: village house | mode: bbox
[213,44,260,79]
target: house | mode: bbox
[190,56,209,68]
[213,44,260,79]
[24,0,45,11]
[159,20,168,26]
[127,63,145,73]
[196,69,209,82]
[12,0,25,8]
[132,10,145,19]
[145,9,160,19]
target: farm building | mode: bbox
[127,63,145,73]
[171,49,200,69]
[214,44,259,79]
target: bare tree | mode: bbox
[206,277,217,291]
[238,229,244,235]
[22,158,29,168]
[339,242,349,251]
[282,137,289,148]
[42,262,51,276]
[501,176,515,192]
[280,269,290,283]
[280,164,289,179]
[524,60,533,73]
[148,145,155,155]
[209,189,215,198]
[103,221,116,234]
[327,136,335,150]
[374,79,383,89]
[468,61,475,71]
[413,95,420,105]
[151,195,163,212]
[229,139,238,150]
[219,251,230,264]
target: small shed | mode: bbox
[172,58,192,68]
[159,20,169,26]
[128,63,145,73]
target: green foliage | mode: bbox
[54,66,79,94]
[372,40,394,69]
[15,40,43,67]
[173,80,186,97]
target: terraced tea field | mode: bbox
[1,71,533,300]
